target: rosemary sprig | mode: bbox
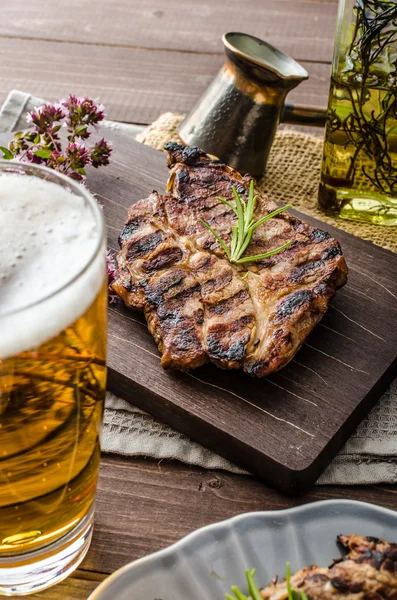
[225,563,308,600]
[199,180,292,265]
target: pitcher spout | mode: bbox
[179,32,308,176]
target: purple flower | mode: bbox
[91,138,112,168]
[0,94,114,304]
[106,250,117,282]
[65,142,91,169]
[62,95,105,135]
[27,103,66,133]
[3,96,111,181]
[106,250,120,304]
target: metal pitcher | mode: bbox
[179,32,318,176]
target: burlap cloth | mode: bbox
[1,91,396,486]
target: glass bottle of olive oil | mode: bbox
[318,0,397,226]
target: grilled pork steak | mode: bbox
[260,534,397,600]
[112,143,348,376]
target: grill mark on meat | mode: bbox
[168,282,201,303]
[126,231,164,259]
[194,308,204,324]
[208,289,250,314]
[290,260,325,283]
[118,218,144,245]
[274,290,313,323]
[194,255,212,271]
[141,246,183,273]
[143,271,186,307]
[161,322,203,351]
[201,270,233,295]
[306,574,329,583]
[206,315,254,362]
[330,577,350,592]
[322,245,342,260]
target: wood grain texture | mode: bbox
[84,455,397,576]
[30,455,397,599]
[32,574,101,600]
[80,131,396,495]
[0,0,337,62]
[0,38,331,125]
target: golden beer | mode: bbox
[0,162,106,594]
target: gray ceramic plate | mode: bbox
[89,500,397,600]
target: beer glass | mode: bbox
[0,161,107,594]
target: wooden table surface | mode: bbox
[0,1,396,598]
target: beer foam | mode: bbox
[0,173,105,358]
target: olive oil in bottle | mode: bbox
[318,0,397,226]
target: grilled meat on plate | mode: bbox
[112,143,348,376]
[260,534,397,599]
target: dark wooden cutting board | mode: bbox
[95,132,397,496]
[4,130,396,494]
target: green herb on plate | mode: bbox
[226,563,308,600]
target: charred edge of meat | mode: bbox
[163,322,204,352]
[244,360,269,378]
[118,218,144,246]
[207,316,254,362]
[310,228,331,242]
[165,142,209,166]
[176,169,189,184]
[321,245,342,260]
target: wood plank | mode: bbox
[0,38,331,125]
[32,573,102,600]
[80,455,397,576]
[0,0,338,62]
[27,454,396,598]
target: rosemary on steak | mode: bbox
[199,180,292,264]
[225,563,308,600]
